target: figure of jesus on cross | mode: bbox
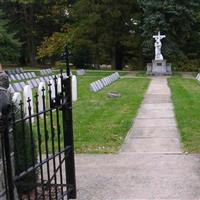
[153,31,166,60]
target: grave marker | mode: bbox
[23,85,34,122]
[27,80,34,89]
[57,77,62,93]
[72,75,77,102]
[38,82,46,116]
[50,79,56,99]
[15,74,21,81]
[13,83,22,92]
[12,92,21,107]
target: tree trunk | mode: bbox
[111,46,116,70]
[24,4,36,66]
[111,45,123,70]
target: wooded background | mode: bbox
[1,0,200,71]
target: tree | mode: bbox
[0,0,69,66]
[0,10,20,63]
[70,0,141,70]
[37,0,142,70]
[138,0,200,64]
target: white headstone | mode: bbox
[12,92,21,107]
[50,79,56,99]
[72,75,78,102]
[38,82,46,115]
[23,85,34,122]
[77,69,86,76]
[57,77,62,93]
[196,73,200,80]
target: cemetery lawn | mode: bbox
[32,75,149,154]
[169,77,200,153]
[73,76,149,153]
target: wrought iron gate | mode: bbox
[1,65,76,199]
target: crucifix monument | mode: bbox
[146,31,172,75]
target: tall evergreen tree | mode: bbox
[0,10,20,63]
[0,0,68,66]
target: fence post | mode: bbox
[0,64,17,200]
[63,47,77,199]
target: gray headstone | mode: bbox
[15,74,21,81]
[28,73,32,79]
[19,82,26,89]
[19,68,24,73]
[20,73,25,79]
[13,83,22,92]
[39,77,45,83]
[16,68,21,74]
[90,83,98,92]
[24,73,29,79]
[35,78,40,85]
[97,80,103,89]
[31,79,38,88]
[27,80,34,89]
[94,81,101,91]
[10,75,16,81]
[18,73,24,80]
[31,72,36,78]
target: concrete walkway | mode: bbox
[75,77,200,200]
[121,77,182,154]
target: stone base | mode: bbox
[147,60,172,75]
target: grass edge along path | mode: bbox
[73,76,150,153]
[168,77,200,153]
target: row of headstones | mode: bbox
[12,75,78,122]
[196,73,200,81]
[40,68,53,76]
[9,73,68,93]
[90,72,120,92]
[5,67,24,75]
[9,72,37,81]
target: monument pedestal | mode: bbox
[147,59,172,75]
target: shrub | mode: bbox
[14,108,37,196]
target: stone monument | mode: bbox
[147,31,172,75]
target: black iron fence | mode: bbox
[1,68,76,199]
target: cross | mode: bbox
[153,31,166,41]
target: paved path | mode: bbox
[121,77,182,154]
[75,77,200,200]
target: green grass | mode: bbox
[73,76,149,153]
[31,75,149,154]
[169,77,200,153]
[135,71,147,77]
